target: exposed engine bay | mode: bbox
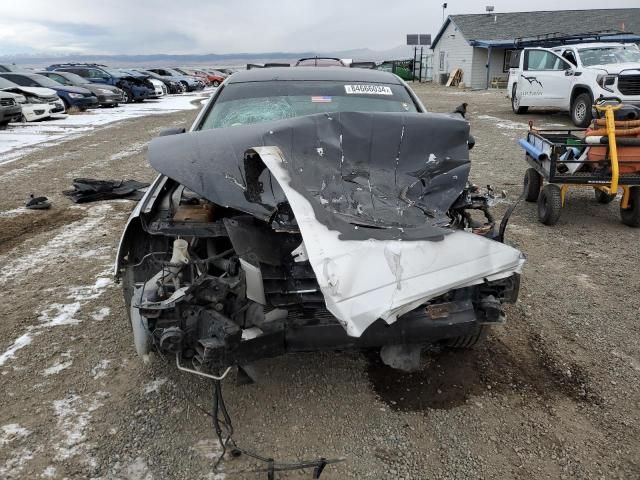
[115,110,525,372]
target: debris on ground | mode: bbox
[63,178,149,203]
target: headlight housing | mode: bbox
[14,94,27,104]
[98,88,112,94]
[596,74,617,92]
[68,93,84,99]
[27,96,47,104]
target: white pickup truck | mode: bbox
[507,43,640,127]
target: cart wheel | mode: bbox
[620,186,640,227]
[537,184,562,225]
[524,168,543,202]
[594,189,616,204]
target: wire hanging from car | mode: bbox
[208,377,344,479]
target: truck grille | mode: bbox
[0,98,15,106]
[618,74,640,96]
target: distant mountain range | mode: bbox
[0,45,423,68]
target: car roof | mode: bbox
[226,67,403,85]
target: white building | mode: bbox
[431,8,640,89]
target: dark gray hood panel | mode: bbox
[147,111,471,239]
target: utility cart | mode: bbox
[518,98,640,227]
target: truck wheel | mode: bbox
[594,189,616,204]
[212,80,220,87]
[571,92,593,127]
[620,186,640,227]
[512,85,528,114]
[537,184,562,225]
[445,326,488,349]
[524,168,542,202]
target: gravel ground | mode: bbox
[0,84,638,480]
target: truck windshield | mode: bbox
[200,80,418,129]
[578,46,640,66]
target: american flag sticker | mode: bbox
[311,96,332,103]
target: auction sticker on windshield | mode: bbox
[344,85,393,95]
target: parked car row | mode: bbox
[0,63,226,128]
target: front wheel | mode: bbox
[212,80,220,87]
[620,186,640,227]
[122,89,133,103]
[537,184,562,225]
[512,85,528,114]
[571,92,593,128]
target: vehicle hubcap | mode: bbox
[575,102,586,121]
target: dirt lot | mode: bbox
[0,85,638,480]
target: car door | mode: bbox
[521,49,573,107]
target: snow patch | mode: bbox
[0,203,112,287]
[42,466,57,478]
[52,393,106,463]
[126,457,154,480]
[144,378,168,394]
[0,207,33,218]
[0,91,212,165]
[92,306,111,321]
[0,334,33,367]
[476,114,529,130]
[91,359,111,379]
[110,142,146,161]
[0,424,31,445]
[1,268,113,367]
[43,358,73,376]
[0,447,33,478]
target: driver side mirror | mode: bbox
[158,127,186,137]
[564,68,574,76]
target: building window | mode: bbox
[503,49,517,72]
[439,51,446,71]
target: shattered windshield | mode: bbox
[200,80,418,129]
[578,46,640,66]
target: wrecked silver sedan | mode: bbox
[115,68,524,373]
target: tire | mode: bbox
[524,168,543,202]
[620,186,640,227]
[512,84,528,114]
[20,114,27,123]
[594,189,616,204]
[122,89,133,104]
[445,326,488,349]
[212,80,220,87]
[61,98,71,111]
[537,184,563,225]
[571,92,593,128]
[180,81,189,92]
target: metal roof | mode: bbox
[227,67,403,84]
[431,8,640,49]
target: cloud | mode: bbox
[0,0,639,56]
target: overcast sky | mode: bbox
[1,0,638,56]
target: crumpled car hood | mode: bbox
[147,111,524,337]
[148,111,471,238]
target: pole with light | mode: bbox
[442,3,448,23]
